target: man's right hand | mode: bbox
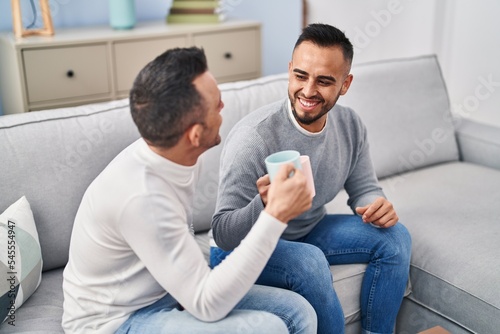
[264,163,312,224]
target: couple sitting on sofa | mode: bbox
[62,23,411,334]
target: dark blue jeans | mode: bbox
[211,214,411,334]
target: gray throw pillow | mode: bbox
[0,196,43,325]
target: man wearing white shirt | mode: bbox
[62,47,316,334]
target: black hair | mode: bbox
[294,23,353,65]
[129,47,208,148]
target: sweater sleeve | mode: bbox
[211,126,271,251]
[345,120,386,211]
[119,194,285,322]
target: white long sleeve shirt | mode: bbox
[62,139,286,333]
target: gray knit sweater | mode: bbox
[211,98,385,251]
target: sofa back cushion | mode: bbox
[0,75,290,271]
[192,74,289,232]
[0,100,140,271]
[339,55,459,179]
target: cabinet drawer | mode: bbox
[193,28,260,82]
[23,44,110,104]
[114,36,188,93]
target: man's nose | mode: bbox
[302,80,317,97]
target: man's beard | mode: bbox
[289,92,340,126]
[201,134,221,150]
[199,122,222,150]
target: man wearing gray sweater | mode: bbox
[210,24,412,334]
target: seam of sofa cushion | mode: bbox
[410,263,498,309]
[404,295,475,333]
[333,268,366,282]
[343,308,361,324]
[0,104,130,130]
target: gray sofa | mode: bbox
[0,55,499,333]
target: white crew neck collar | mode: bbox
[287,99,327,136]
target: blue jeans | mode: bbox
[115,284,317,334]
[211,214,412,334]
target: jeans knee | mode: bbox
[396,223,412,260]
[281,292,318,334]
[290,243,331,282]
[254,312,290,334]
[379,223,412,266]
[294,300,318,334]
[233,311,289,334]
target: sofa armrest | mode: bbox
[455,118,500,170]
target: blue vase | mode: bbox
[109,0,136,30]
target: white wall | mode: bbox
[441,0,500,127]
[224,0,302,75]
[306,0,500,127]
[307,0,438,65]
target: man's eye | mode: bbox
[296,75,306,80]
[318,80,333,86]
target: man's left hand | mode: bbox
[355,197,399,228]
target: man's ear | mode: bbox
[186,123,204,147]
[340,74,353,96]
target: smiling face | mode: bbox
[288,41,353,132]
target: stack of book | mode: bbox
[167,0,224,24]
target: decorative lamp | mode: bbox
[11,0,54,38]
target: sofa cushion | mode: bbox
[0,99,140,271]
[339,55,460,179]
[0,268,64,333]
[0,196,42,325]
[327,161,500,332]
[381,162,500,333]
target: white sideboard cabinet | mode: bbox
[0,20,261,114]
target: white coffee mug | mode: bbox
[265,150,302,182]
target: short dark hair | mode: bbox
[294,23,353,66]
[130,47,208,148]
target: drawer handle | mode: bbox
[224,52,232,60]
[66,70,75,78]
